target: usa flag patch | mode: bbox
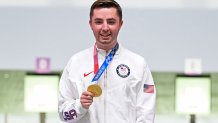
[144,84,154,93]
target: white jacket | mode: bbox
[58,44,156,123]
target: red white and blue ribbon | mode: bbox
[92,43,119,82]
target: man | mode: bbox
[58,0,156,123]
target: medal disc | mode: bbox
[87,84,102,97]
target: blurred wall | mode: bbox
[0,7,218,72]
[0,70,218,123]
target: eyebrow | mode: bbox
[107,18,116,21]
[94,18,116,21]
[94,18,102,21]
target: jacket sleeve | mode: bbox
[58,59,87,123]
[136,61,156,123]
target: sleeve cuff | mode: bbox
[75,99,88,115]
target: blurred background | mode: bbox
[0,0,218,123]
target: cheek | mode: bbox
[93,30,100,37]
[112,29,120,35]
[92,27,101,33]
[110,26,120,33]
[91,28,99,34]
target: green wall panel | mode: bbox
[0,70,25,113]
[156,97,175,114]
[211,73,218,113]
[152,72,176,114]
[153,72,218,114]
[0,70,218,114]
[211,97,218,113]
[211,73,218,96]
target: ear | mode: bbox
[89,20,93,30]
[119,20,123,29]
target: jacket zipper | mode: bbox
[104,52,107,123]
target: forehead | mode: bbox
[92,7,119,19]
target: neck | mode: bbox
[96,42,117,52]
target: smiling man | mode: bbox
[89,5,123,51]
[58,0,156,123]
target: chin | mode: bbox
[98,41,111,46]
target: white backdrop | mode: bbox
[0,7,218,72]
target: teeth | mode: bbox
[101,34,110,36]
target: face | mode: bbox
[89,7,123,51]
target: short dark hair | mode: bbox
[90,0,122,20]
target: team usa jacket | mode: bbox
[58,44,156,123]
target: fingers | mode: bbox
[80,91,94,109]
[82,91,94,98]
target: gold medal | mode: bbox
[87,84,102,97]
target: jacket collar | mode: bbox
[95,43,122,57]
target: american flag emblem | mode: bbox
[144,84,154,93]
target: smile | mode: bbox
[100,34,111,37]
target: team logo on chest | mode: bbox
[116,64,130,78]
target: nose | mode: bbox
[102,22,109,31]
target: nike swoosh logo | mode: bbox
[84,71,93,77]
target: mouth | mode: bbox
[100,33,111,39]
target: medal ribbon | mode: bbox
[91,43,119,82]
[94,44,99,74]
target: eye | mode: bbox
[108,21,115,25]
[94,20,103,25]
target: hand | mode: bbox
[80,91,94,109]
